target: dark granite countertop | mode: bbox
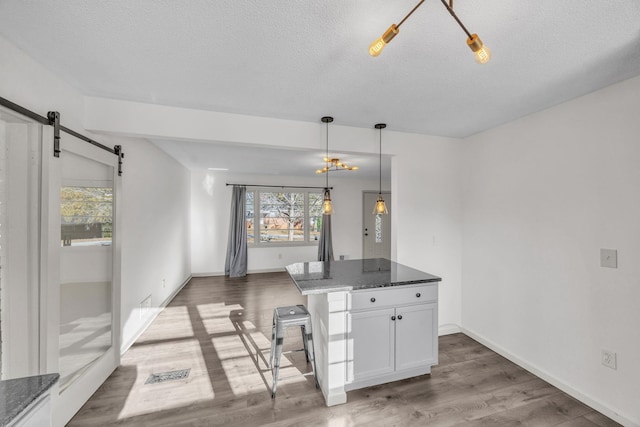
[286,258,441,295]
[0,373,59,427]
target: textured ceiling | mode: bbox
[1,1,639,139]
[151,138,391,181]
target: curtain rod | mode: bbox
[0,96,123,174]
[226,183,333,190]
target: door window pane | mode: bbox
[61,186,113,247]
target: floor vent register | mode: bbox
[145,368,191,385]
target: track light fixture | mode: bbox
[369,0,491,64]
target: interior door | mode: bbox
[41,130,121,426]
[363,191,391,259]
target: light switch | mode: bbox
[600,249,617,268]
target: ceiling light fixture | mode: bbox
[369,0,491,64]
[320,116,334,215]
[373,123,388,215]
[316,121,358,175]
[316,158,359,174]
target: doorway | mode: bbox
[362,191,391,259]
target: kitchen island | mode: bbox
[286,258,441,406]
[0,373,59,427]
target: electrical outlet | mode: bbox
[278,253,282,260]
[162,278,166,288]
[601,349,617,370]
[600,249,617,268]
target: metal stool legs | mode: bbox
[270,305,317,398]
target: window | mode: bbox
[61,186,113,246]
[246,189,323,246]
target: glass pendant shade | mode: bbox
[322,189,334,215]
[373,196,388,215]
[467,34,491,64]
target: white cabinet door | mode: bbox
[349,308,395,381]
[395,303,437,371]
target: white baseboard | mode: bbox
[191,272,225,277]
[247,267,286,274]
[438,323,462,336]
[461,327,638,427]
[191,268,285,278]
[120,274,192,355]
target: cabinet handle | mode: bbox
[397,315,403,320]
[391,315,396,321]
[370,297,376,303]
[416,292,421,298]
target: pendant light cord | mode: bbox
[379,127,382,195]
[326,121,329,190]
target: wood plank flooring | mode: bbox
[69,273,620,426]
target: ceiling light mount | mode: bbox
[369,0,491,64]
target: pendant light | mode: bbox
[321,116,334,215]
[373,123,388,215]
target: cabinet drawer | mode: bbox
[349,284,437,311]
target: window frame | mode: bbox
[246,187,323,247]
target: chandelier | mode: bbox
[316,157,359,174]
[369,0,491,64]
[316,117,358,174]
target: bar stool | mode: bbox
[269,304,318,398]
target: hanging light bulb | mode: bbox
[369,0,425,57]
[467,34,491,64]
[369,24,399,57]
[374,195,388,215]
[373,123,389,215]
[322,188,334,215]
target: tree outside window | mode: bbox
[246,189,322,246]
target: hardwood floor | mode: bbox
[69,273,620,426]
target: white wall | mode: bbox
[191,171,384,275]
[392,135,463,334]
[110,135,191,351]
[0,34,192,356]
[461,75,640,425]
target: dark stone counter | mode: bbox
[0,373,59,427]
[286,258,441,295]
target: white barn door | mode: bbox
[42,130,121,426]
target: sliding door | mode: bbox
[42,130,121,426]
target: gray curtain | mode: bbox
[225,185,248,277]
[317,213,334,261]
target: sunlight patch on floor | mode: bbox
[136,305,194,342]
[118,338,214,419]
